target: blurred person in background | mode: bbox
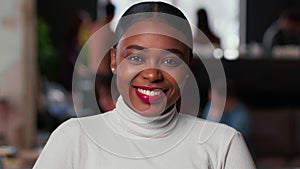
[202,81,252,142]
[194,8,221,47]
[67,2,116,116]
[89,1,115,75]
[58,10,92,92]
[95,73,115,113]
[89,2,116,113]
[262,8,300,56]
[193,8,221,58]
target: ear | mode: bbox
[110,47,117,74]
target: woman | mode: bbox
[33,2,256,168]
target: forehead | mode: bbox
[118,33,188,52]
[120,19,188,47]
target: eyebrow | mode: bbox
[125,45,184,57]
[125,45,146,51]
[164,49,184,57]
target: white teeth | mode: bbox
[150,91,155,96]
[137,88,162,96]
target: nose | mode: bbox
[140,68,163,82]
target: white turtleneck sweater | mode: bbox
[33,97,256,169]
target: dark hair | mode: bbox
[280,8,300,22]
[197,9,209,31]
[113,1,193,57]
[106,2,115,17]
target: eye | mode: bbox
[126,54,145,65]
[161,57,183,67]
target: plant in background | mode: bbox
[37,17,58,81]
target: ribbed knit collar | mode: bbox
[109,96,179,139]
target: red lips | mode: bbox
[134,86,166,103]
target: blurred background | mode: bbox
[0,0,300,168]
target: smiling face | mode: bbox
[111,20,191,117]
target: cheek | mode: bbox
[115,61,140,93]
[166,67,188,89]
[165,70,187,100]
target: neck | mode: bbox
[109,96,179,139]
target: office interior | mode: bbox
[0,0,300,168]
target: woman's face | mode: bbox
[111,20,190,117]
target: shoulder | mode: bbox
[180,114,238,145]
[178,114,251,165]
[263,22,280,42]
[33,114,109,169]
[265,22,280,35]
[53,113,107,138]
[197,118,237,144]
[180,113,237,133]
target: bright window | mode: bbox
[110,0,244,50]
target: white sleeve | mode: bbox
[33,128,75,169]
[224,132,256,169]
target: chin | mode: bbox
[133,101,168,117]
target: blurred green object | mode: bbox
[37,17,58,81]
